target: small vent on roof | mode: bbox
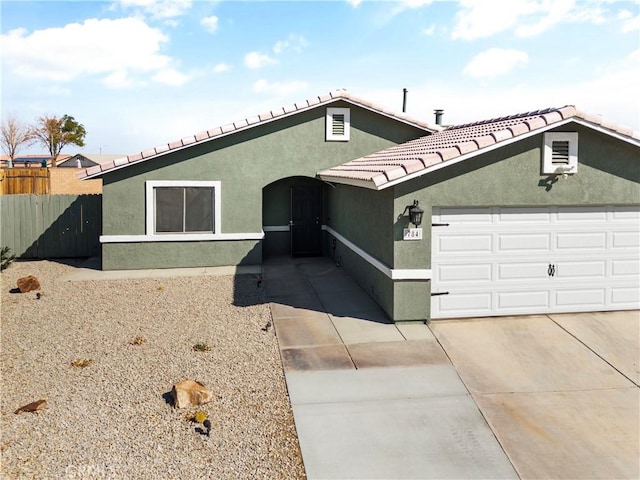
[326,107,350,141]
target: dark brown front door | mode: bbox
[290,185,322,256]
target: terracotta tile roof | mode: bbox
[318,106,639,190]
[78,90,440,180]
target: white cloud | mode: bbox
[244,51,277,69]
[346,0,362,7]
[103,70,137,89]
[463,48,529,79]
[398,0,435,8]
[201,15,219,33]
[452,0,539,40]
[0,17,194,89]
[112,0,192,19]
[273,34,308,54]
[152,68,190,86]
[514,0,575,37]
[213,63,232,73]
[451,0,614,40]
[422,25,436,36]
[252,79,308,96]
[618,10,640,32]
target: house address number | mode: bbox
[403,228,422,241]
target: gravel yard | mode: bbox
[1,260,305,479]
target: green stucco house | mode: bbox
[80,91,640,322]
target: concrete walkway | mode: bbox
[264,256,639,480]
[264,257,518,479]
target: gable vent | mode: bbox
[332,114,345,136]
[551,140,570,164]
[543,132,578,174]
[326,107,350,141]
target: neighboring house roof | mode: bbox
[78,90,441,180]
[59,154,125,168]
[318,106,640,190]
[0,154,71,168]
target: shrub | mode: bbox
[1,246,16,271]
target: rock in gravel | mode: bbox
[16,275,41,293]
[14,399,47,415]
[171,380,213,408]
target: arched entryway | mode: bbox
[262,176,325,258]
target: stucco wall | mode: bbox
[102,240,260,270]
[100,102,428,269]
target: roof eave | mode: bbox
[316,174,378,190]
[321,116,640,191]
[80,92,439,181]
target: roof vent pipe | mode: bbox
[402,88,408,113]
[434,109,444,125]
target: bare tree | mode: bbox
[32,114,86,167]
[1,115,34,167]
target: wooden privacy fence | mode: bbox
[0,194,102,259]
[0,168,50,194]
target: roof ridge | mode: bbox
[446,106,572,130]
[78,90,439,180]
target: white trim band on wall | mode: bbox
[322,225,431,281]
[101,232,265,243]
[263,225,290,232]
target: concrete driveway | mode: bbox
[265,257,640,479]
[430,311,639,480]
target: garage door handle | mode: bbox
[432,223,449,227]
[431,291,450,296]
[548,264,556,277]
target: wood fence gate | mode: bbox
[0,168,50,194]
[0,194,102,259]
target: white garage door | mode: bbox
[431,206,640,319]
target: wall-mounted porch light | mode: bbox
[408,200,424,228]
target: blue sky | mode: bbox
[1,0,639,156]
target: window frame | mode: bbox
[146,180,221,237]
[326,107,351,141]
[542,132,578,175]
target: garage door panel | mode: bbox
[556,232,606,250]
[612,231,640,249]
[432,205,640,318]
[438,264,492,282]
[498,263,549,281]
[613,206,640,220]
[557,261,606,279]
[497,291,550,309]
[436,235,492,254]
[557,206,607,221]
[611,287,640,305]
[498,233,551,251]
[612,259,640,277]
[498,208,551,223]
[436,293,492,314]
[437,207,493,223]
[555,288,606,307]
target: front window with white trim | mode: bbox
[326,107,350,141]
[146,181,221,235]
